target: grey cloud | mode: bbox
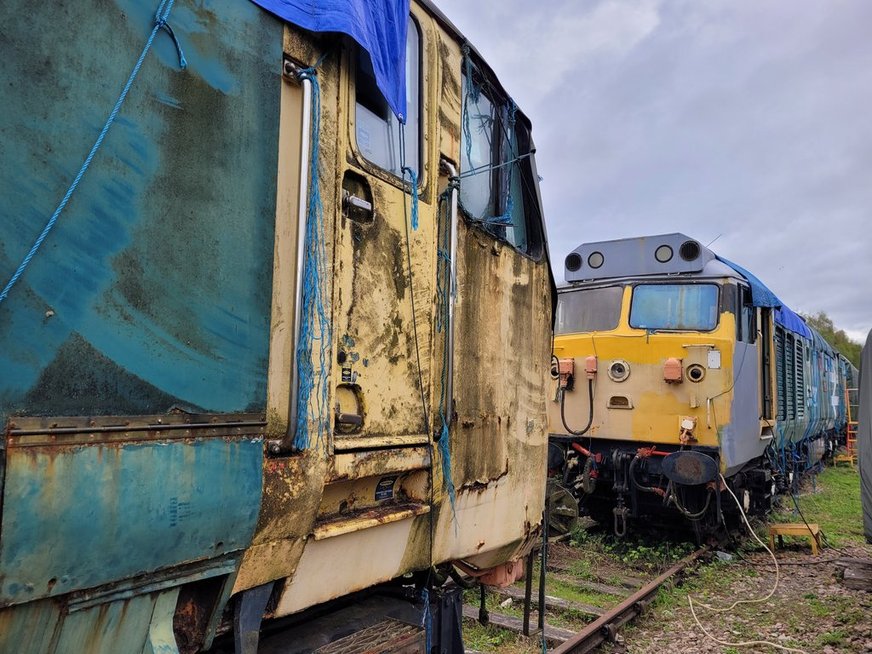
[436,0,871,340]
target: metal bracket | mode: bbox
[282,56,304,83]
[342,190,374,222]
[233,582,275,654]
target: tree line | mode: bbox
[800,311,862,369]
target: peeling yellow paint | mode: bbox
[236,1,553,619]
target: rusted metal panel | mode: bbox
[0,598,60,654]
[328,447,431,482]
[447,221,551,494]
[0,423,263,607]
[274,516,432,616]
[312,502,430,540]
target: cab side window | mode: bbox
[738,286,756,343]
[459,62,542,258]
[354,17,420,176]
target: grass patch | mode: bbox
[649,559,738,614]
[569,527,695,571]
[773,466,865,547]
[817,629,848,647]
[462,621,538,653]
[568,558,594,579]
[545,576,614,609]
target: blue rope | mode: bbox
[401,167,419,231]
[455,151,534,180]
[421,587,432,653]
[459,51,518,228]
[0,0,186,307]
[293,61,332,451]
[461,45,479,171]
[436,188,457,518]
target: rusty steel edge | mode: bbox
[5,412,266,446]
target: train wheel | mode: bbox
[546,481,579,536]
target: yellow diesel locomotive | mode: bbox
[549,234,850,538]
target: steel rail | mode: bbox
[551,547,708,654]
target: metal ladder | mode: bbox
[835,387,859,468]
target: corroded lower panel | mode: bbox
[274,516,431,617]
[0,417,263,607]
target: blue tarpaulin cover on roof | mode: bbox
[716,256,782,309]
[717,256,813,339]
[775,305,813,339]
[249,0,410,120]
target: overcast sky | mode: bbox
[436,0,871,343]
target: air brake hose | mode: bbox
[581,456,597,494]
[629,455,665,496]
[670,486,713,520]
[560,377,594,436]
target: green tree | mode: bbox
[800,311,862,368]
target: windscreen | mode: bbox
[556,287,623,334]
[630,284,719,330]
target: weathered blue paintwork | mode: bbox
[0,0,282,418]
[0,0,284,650]
[0,434,263,606]
[0,587,185,654]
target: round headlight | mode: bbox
[588,251,604,269]
[608,359,631,382]
[655,244,673,263]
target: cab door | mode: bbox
[331,12,435,451]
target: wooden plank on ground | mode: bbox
[838,559,872,591]
[461,605,576,645]
[495,584,604,616]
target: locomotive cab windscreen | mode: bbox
[556,281,723,335]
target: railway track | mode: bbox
[465,546,708,653]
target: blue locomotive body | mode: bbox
[0,1,280,650]
[0,0,557,651]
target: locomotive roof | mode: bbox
[562,233,836,346]
[419,0,531,127]
[563,233,742,284]
[563,233,785,306]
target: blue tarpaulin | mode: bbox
[249,0,410,121]
[716,256,782,309]
[775,305,813,339]
[717,256,812,338]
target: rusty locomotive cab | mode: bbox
[0,1,555,652]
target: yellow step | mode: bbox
[769,523,821,556]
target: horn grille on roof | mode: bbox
[566,253,582,272]
[679,240,701,262]
[564,233,716,282]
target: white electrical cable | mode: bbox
[687,474,808,654]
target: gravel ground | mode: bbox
[606,545,872,654]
